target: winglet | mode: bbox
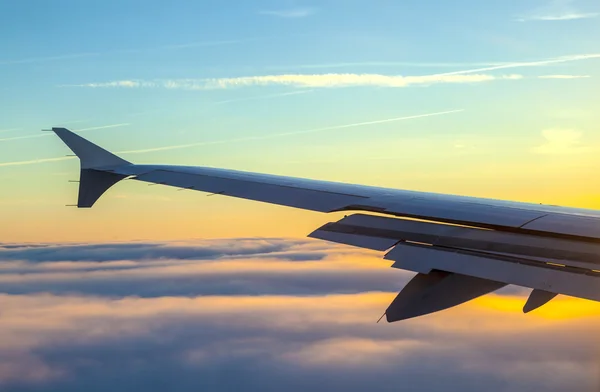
[52,127,130,169]
[51,127,131,208]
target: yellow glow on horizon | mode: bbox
[471,294,600,320]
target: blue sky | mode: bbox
[1,0,599,168]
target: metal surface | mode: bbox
[312,213,600,265]
[385,243,600,302]
[49,127,600,321]
[385,271,506,322]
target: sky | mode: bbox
[1,0,600,391]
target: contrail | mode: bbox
[118,109,464,154]
[0,123,130,143]
[0,156,74,168]
[74,123,131,132]
[1,35,306,66]
[0,52,99,66]
[434,53,600,76]
[0,110,463,168]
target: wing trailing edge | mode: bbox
[312,213,600,320]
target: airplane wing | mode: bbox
[50,127,600,321]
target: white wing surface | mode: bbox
[51,127,600,321]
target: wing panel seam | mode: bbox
[145,169,371,199]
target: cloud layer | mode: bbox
[0,238,599,391]
[0,239,406,297]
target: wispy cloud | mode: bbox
[532,129,591,155]
[117,109,464,154]
[259,7,317,18]
[524,12,599,20]
[0,123,129,144]
[538,74,591,79]
[202,73,521,89]
[516,0,599,21]
[63,53,600,91]
[65,73,522,90]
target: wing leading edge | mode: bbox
[50,127,600,321]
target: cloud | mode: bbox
[0,237,598,391]
[259,7,317,18]
[532,128,591,155]
[0,238,405,298]
[62,52,600,91]
[527,12,599,20]
[203,73,521,89]
[516,0,599,21]
[538,74,591,79]
[0,292,598,391]
[65,73,523,90]
[0,238,309,263]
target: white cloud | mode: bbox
[516,0,599,21]
[529,12,598,20]
[204,73,522,88]
[66,73,522,90]
[259,7,316,18]
[532,129,590,155]
[538,75,591,79]
[64,52,600,91]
